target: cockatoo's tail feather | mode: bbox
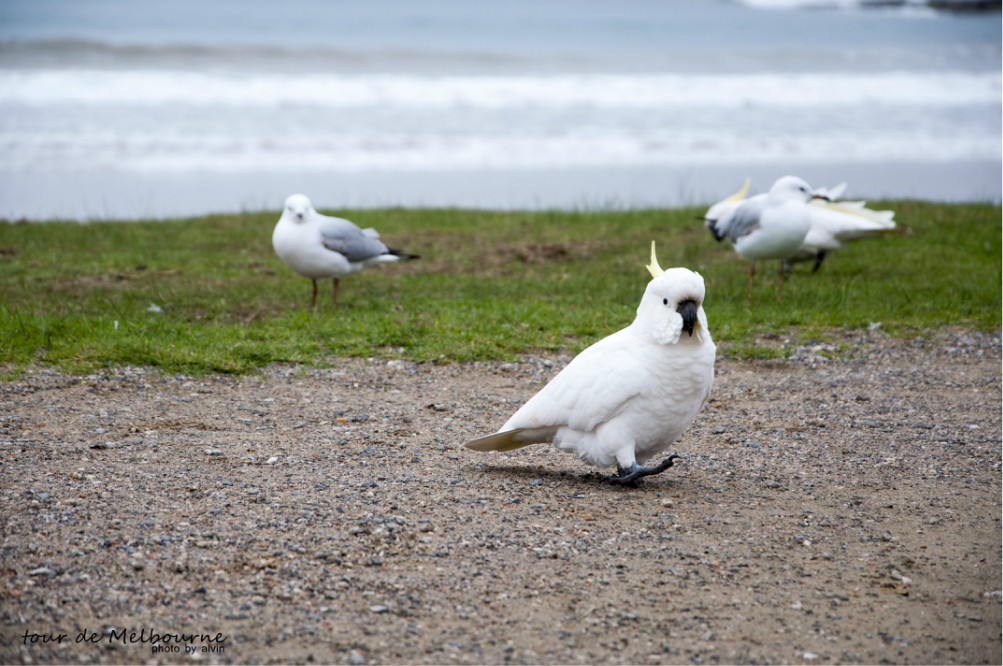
[464,429,531,452]
[464,427,561,452]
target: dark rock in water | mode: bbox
[927,0,1001,11]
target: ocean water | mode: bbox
[0,0,999,219]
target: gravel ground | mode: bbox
[1,330,1000,666]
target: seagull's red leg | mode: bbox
[747,262,756,301]
[311,279,318,308]
[777,260,785,302]
[332,278,340,305]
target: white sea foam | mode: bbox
[0,69,999,108]
[1,126,997,173]
[0,68,998,175]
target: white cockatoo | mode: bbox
[464,242,716,487]
[272,194,418,306]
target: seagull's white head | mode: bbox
[283,194,314,223]
[768,176,829,206]
[635,242,711,346]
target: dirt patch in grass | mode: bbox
[386,232,608,276]
[487,241,601,266]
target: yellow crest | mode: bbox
[725,177,751,202]
[646,241,664,279]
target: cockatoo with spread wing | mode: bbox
[464,243,716,487]
[704,179,899,274]
[272,194,418,306]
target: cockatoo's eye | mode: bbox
[663,298,668,305]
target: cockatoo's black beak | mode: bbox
[676,300,697,337]
[811,193,831,201]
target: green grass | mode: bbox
[0,202,999,375]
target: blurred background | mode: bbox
[0,0,999,220]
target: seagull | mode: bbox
[704,176,827,300]
[272,194,418,306]
[705,180,899,275]
[464,242,716,488]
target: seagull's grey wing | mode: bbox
[723,197,767,243]
[316,214,389,262]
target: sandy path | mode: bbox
[1,330,1000,665]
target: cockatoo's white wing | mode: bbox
[464,330,648,452]
[807,201,896,245]
[506,334,647,433]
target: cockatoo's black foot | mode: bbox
[812,251,827,273]
[601,455,681,488]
